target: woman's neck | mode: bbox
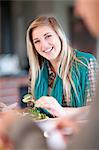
[50,56,61,73]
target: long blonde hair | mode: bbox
[26,15,80,101]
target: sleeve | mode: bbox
[85,57,97,105]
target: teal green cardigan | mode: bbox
[34,50,96,116]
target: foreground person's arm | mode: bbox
[63,105,90,120]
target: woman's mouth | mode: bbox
[43,47,53,53]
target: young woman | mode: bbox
[26,16,97,117]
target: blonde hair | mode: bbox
[26,15,81,102]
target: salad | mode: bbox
[22,94,49,120]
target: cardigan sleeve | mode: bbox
[85,57,97,105]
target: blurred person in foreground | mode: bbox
[0,111,49,150]
[56,0,99,149]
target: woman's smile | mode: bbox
[43,47,53,53]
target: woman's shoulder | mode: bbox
[75,49,96,62]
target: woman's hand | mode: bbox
[56,117,78,134]
[35,96,66,117]
[55,117,79,143]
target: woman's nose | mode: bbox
[41,39,49,50]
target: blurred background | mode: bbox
[0,0,98,107]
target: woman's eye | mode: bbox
[46,35,52,39]
[34,40,40,44]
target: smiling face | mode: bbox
[32,25,61,62]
